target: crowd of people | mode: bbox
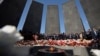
[15,28,100,48]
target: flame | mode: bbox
[49,46,55,52]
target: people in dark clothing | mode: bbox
[75,33,80,39]
[17,28,100,48]
[85,29,94,40]
[97,28,100,39]
[92,28,99,40]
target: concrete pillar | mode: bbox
[63,0,84,33]
[45,5,60,34]
[80,0,100,29]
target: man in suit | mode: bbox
[86,29,94,40]
[92,28,98,39]
[97,28,100,39]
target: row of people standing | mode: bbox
[36,29,100,40]
[19,28,100,40]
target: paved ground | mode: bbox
[14,46,91,56]
[54,46,89,56]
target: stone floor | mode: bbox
[14,46,94,56]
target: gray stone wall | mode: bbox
[0,0,27,28]
[80,0,100,29]
[23,1,43,33]
[45,5,60,34]
[63,0,84,33]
